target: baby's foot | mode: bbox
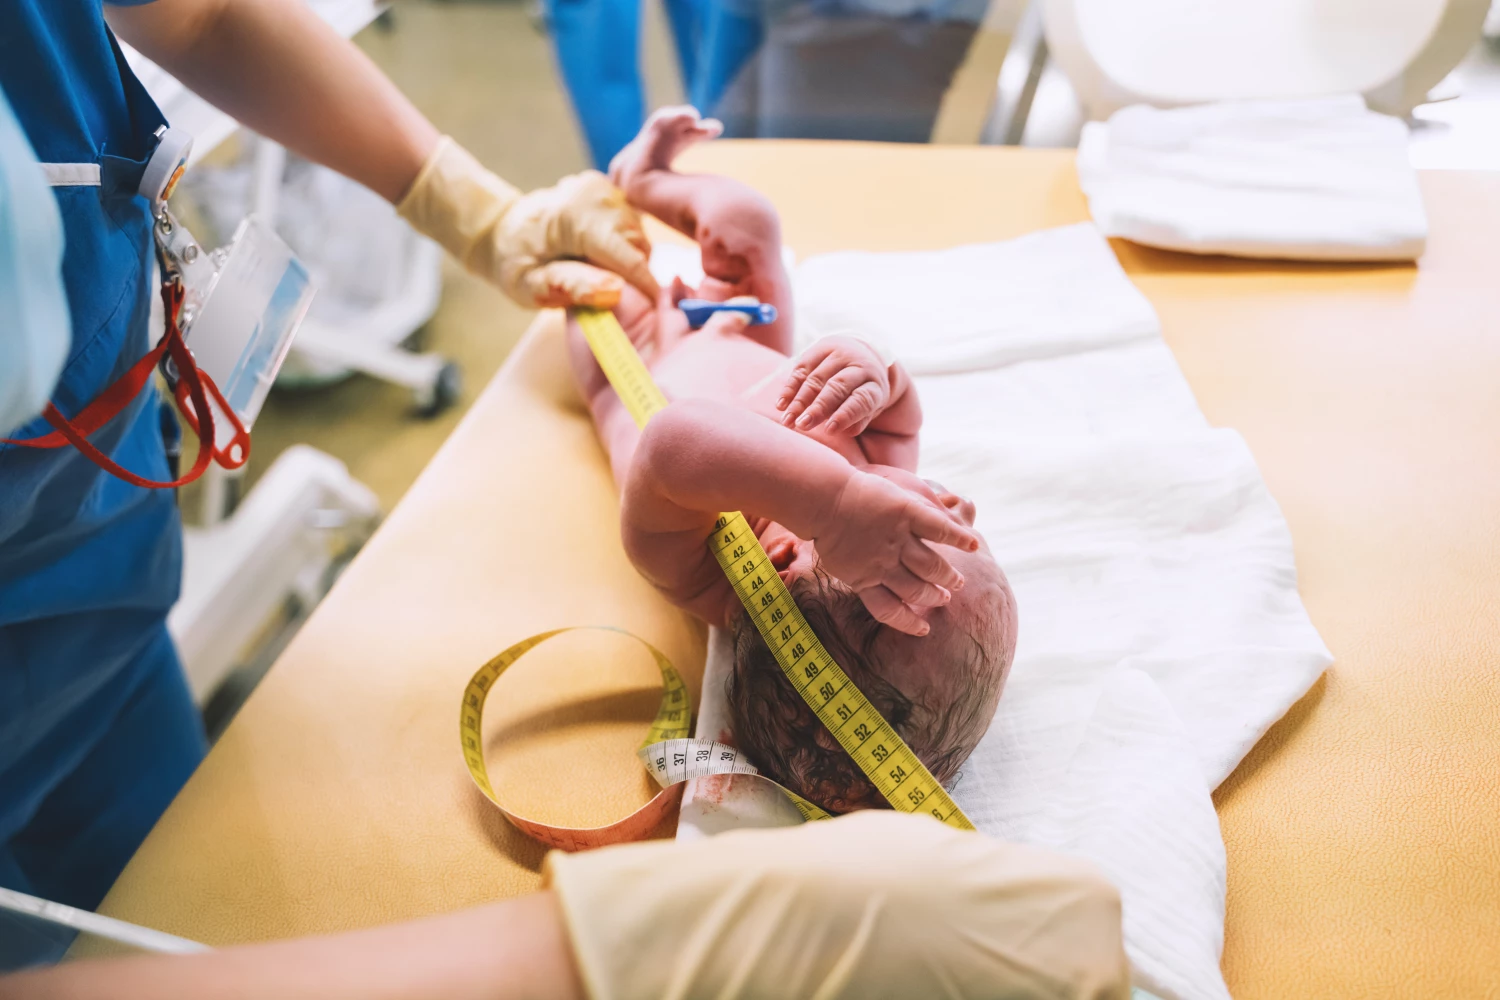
[609,106,724,197]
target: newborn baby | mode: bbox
[567,108,1018,812]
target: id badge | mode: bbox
[158,213,315,449]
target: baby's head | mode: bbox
[726,523,1017,814]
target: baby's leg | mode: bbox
[608,106,722,236]
[612,107,795,354]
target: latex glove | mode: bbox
[397,137,660,309]
[544,811,1131,1000]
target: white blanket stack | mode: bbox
[1077,96,1428,262]
[676,224,1333,1000]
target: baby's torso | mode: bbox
[647,328,869,468]
[582,299,871,487]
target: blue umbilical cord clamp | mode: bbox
[678,298,778,330]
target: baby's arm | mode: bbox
[608,108,722,240]
[778,337,923,471]
[623,400,978,635]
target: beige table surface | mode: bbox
[100,143,1500,998]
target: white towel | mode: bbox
[793,225,1160,375]
[1077,96,1427,262]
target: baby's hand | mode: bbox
[925,479,977,527]
[814,472,982,637]
[778,337,890,436]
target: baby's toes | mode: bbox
[635,107,702,168]
[652,106,703,134]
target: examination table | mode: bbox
[98,144,1500,997]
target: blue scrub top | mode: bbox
[0,0,180,625]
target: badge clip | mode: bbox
[146,129,316,453]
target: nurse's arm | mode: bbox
[104,0,439,204]
[0,891,584,1000]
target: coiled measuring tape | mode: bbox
[459,309,973,850]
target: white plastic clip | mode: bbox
[139,126,194,211]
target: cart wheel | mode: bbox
[414,361,462,418]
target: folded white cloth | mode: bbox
[675,224,1332,1000]
[794,224,1161,375]
[1077,96,1427,261]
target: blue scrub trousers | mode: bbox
[547,0,707,168]
[0,615,204,969]
[691,1,763,125]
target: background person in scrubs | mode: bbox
[0,0,658,966]
[547,0,705,167]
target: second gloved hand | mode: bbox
[544,810,1131,1000]
[398,137,660,309]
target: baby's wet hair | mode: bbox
[726,571,1002,814]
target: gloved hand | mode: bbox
[544,811,1132,1000]
[397,137,660,309]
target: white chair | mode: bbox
[984,0,1491,141]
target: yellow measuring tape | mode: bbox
[460,626,831,853]
[459,309,972,848]
[460,627,690,851]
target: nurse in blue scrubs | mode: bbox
[0,0,659,967]
[544,0,764,169]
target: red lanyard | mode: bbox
[2,278,251,489]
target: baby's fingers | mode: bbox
[822,382,884,435]
[857,586,931,637]
[780,352,846,421]
[793,372,869,431]
[777,345,835,411]
[901,539,965,593]
[911,502,982,552]
[882,565,951,609]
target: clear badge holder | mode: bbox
[157,211,316,456]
